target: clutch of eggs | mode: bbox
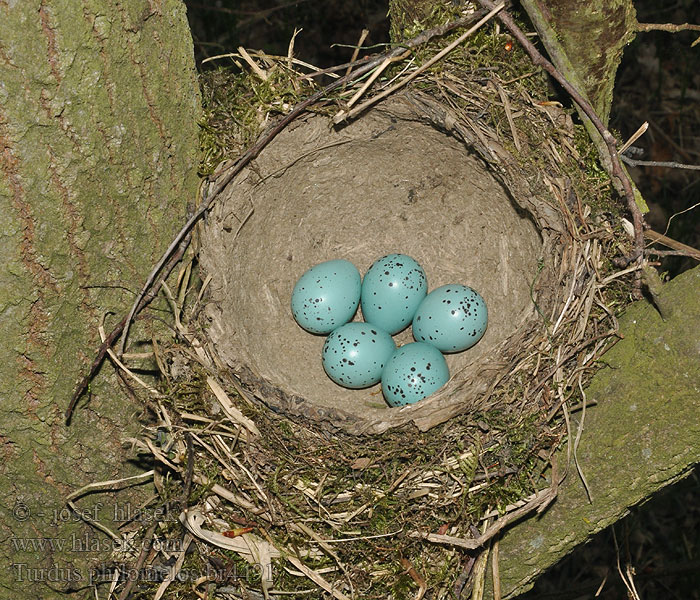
[291,256,488,407]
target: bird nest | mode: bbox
[121,16,638,597]
[200,88,577,434]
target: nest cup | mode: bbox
[201,93,565,434]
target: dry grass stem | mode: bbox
[238,46,268,81]
[153,534,192,600]
[345,28,370,80]
[496,83,521,151]
[619,121,648,154]
[66,471,155,543]
[285,556,352,600]
[99,323,162,397]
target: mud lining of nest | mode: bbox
[200,92,568,434]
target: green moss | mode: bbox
[198,65,315,176]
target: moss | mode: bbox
[198,65,315,176]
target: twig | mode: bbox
[400,557,427,600]
[66,234,189,423]
[202,49,340,79]
[492,539,501,600]
[646,230,700,261]
[285,556,352,600]
[476,0,645,271]
[645,248,699,259]
[618,122,648,155]
[497,82,521,152]
[624,220,700,261]
[636,22,700,33]
[613,527,642,600]
[153,534,193,600]
[574,377,592,503]
[65,470,155,541]
[299,55,374,79]
[287,28,302,70]
[344,53,407,111]
[99,323,162,397]
[342,469,411,523]
[238,46,268,80]
[620,155,700,171]
[116,523,156,600]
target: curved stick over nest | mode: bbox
[475,0,645,266]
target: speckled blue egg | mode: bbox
[412,284,488,353]
[381,342,449,406]
[291,259,361,335]
[322,323,396,388]
[361,254,428,335]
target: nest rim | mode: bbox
[199,89,577,435]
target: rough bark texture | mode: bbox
[519,0,638,189]
[520,0,636,127]
[493,265,700,598]
[0,1,199,597]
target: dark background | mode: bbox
[183,1,700,597]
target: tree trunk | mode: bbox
[518,0,640,190]
[0,1,200,596]
[520,0,637,127]
[492,265,700,597]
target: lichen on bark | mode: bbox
[0,0,200,595]
[520,0,636,127]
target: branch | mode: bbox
[636,22,700,33]
[492,266,700,598]
[621,155,700,171]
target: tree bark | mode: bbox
[520,0,637,127]
[492,265,700,598]
[0,1,199,596]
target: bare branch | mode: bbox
[621,155,700,171]
[637,22,700,33]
